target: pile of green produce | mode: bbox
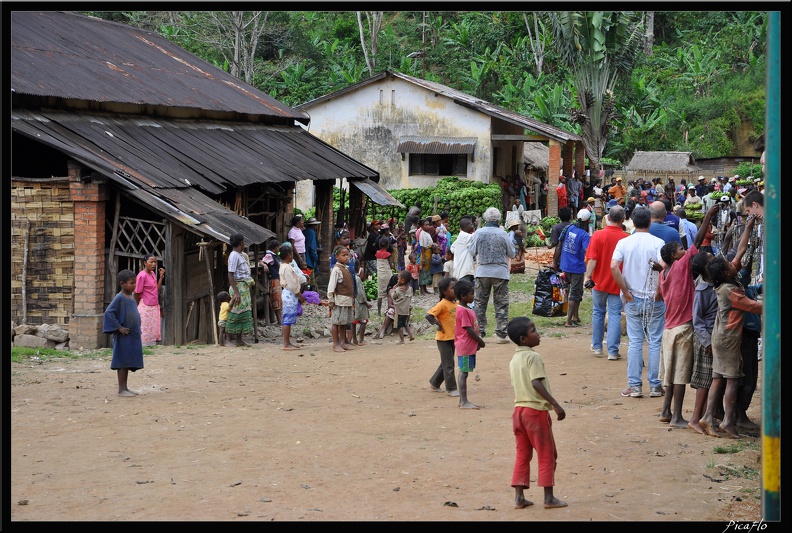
[387,177,502,235]
[363,277,379,301]
[684,202,705,221]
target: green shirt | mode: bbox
[509,346,551,411]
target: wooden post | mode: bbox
[21,219,30,324]
[200,241,218,345]
[108,191,121,301]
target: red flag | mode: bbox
[537,226,546,241]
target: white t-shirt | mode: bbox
[611,231,664,299]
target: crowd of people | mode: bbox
[103,173,764,508]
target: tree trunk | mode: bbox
[644,12,654,57]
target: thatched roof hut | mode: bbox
[625,151,701,181]
[523,142,549,171]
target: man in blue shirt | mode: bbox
[469,207,517,344]
[648,201,682,245]
[559,209,592,327]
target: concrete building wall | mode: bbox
[298,77,494,211]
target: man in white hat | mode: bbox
[684,183,702,207]
[556,209,592,328]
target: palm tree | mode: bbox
[550,11,644,172]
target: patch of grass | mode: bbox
[713,438,760,454]
[12,345,153,363]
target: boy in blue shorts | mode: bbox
[454,280,485,409]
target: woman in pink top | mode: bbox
[287,215,307,269]
[134,253,165,346]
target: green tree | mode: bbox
[550,11,644,172]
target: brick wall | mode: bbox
[10,179,74,325]
[68,161,108,350]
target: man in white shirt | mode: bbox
[610,206,666,400]
[450,216,475,284]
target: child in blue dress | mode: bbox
[103,269,143,397]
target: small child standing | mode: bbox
[327,246,356,352]
[443,249,454,278]
[507,316,567,510]
[375,238,393,316]
[102,269,143,397]
[279,244,305,351]
[406,253,420,295]
[700,232,763,439]
[453,279,485,408]
[425,276,459,397]
[391,270,415,344]
[260,238,283,326]
[352,275,373,346]
[430,243,444,293]
[216,291,232,346]
[375,274,400,340]
[396,234,407,271]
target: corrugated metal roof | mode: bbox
[397,136,476,155]
[349,178,404,208]
[12,110,379,194]
[11,11,309,124]
[300,70,581,143]
[124,186,276,245]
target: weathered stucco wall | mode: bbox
[302,76,493,196]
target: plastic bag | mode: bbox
[532,268,567,317]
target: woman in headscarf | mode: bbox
[226,233,254,347]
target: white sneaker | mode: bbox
[495,335,510,344]
[590,344,604,356]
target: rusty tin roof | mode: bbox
[11,11,309,124]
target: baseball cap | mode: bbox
[616,177,622,181]
[719,195,730,203]
[577,209,592,222]
[711,177,717,183]
[586,196,595,203]
[688,183,696,189]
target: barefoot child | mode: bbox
[655,205,718,428]
[507,316,567,510]
[454,279,485,408]
[352,274,373,345]
[375,238,393,316]
[216,291,232,346]
[688,251,719,434]
[328,246,355,352]
[699,216,763,439]
[260,238,283,326]
[279,244,306,351]
[375,274,399,339]
[102,269,143,397]
[425,276,459,397]
[391,270,415,344]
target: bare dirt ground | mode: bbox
[10,263,763,524]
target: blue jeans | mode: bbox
[591,289,623,356]
[624,298,666,389]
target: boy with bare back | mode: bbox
[508,316,567,510]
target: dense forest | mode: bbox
[87,10,767,167]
